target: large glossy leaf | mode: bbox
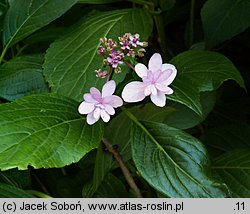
[83,104,173,197]
[201,0,250,49]
[169,50,245,115]
[94,173,128,198]
[0,182,33,197]
[201,122,250,156]
[131,121,229,197]
[2,0,77,48]
[0,93,103,170]
[43,9,153,102]
[165,91,216,130]
[0,54,49,101]
[213,149,250,197]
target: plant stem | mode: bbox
[33,173,50,195]
[26,190,52,198]
[0,47,7,64]
[124,61,135,71]
[102,138,142,198]
[189,0,196,48]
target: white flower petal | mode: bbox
[164,87,174,95]
[148,53,162,73]
[83,93,96,103]
[144,85,151,96]
[104,104,115,115]
[151,85,157,95]
[102,80,116,97]
[93,108,101,119]
[101,110,110,122]
[122,81,146,103]
[161,63,177,85]
[78,102,95,114]
[108,95,123,108]
[150,92,166,107]
[135,63,148,78]
[87,112,99,125]
[90,87,101,96]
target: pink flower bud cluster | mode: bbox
[96,33,148,77]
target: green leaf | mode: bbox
[2,0,77,52]
[0,182,33,197]
[201,122,250,155]
[0,93,103,170]
[131,121,229,197]
[43,9,153,101]
[201,0,250,49]
[83,103,172,197]
[0,54,49,101]
[95,173,128,197]
[165,91,216,129]
[78,0,122,4]
[213,149,250,197]
[160,0,176,11]
[24,27,67,45]
[169,50,245,115]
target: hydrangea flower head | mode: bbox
[78,80,123,125]
[121,53,177,107]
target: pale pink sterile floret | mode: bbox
[78,80,123,125]
[121,53,177,107]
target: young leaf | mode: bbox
[201,0,250,49]
[0,182,33,198]
[131,121,229,197]
[0,93,103,170]
[2,0,77,55]
[213,149,250,197]
[43,9,153,102]
[169,50,245,115]
[0,54,49,101]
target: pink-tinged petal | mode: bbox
[155,83,174,94]
[161,63,177,85]
[109,95,123,108]
[78,102,95,114]
[122,81,146,102]
[150,92,166,107]
[135,63,148,78]
[90,87,102,101]
[164,86,174,95]
[90,87,101,96]
[102,80,116,97]
[144,85,157,96]
[87,112,99,125]
[101,110,110,122]
[144,85,151,96]
[83,93,97,103]
[93,108,101,119]
[104,104,115,115]
[151,85,157,95]
[155,83,167,92]
[148,53,162,73]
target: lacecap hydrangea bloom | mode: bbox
[122,53,177,107]
[78,80,123,125]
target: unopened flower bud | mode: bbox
[114,66,122,73]
[95,69,108,78]
[137,48,146,57]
